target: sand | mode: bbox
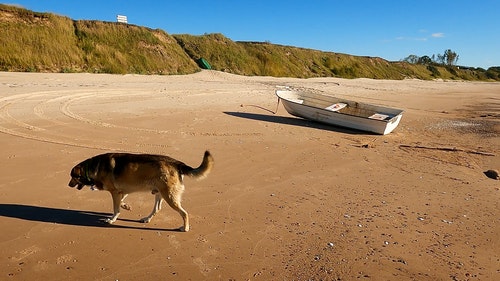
[0,71,498,280]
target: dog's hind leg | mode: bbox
[104,191,122,224]
[140,193,162,223]
[161,183,189,232]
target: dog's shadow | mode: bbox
[0,204,182,232]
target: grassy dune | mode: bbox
[0,4,198,74]
[1,4,498,80]
[74,21,197,74]
[0,5,84,72]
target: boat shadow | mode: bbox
[0,204,181,232]
[224,111,368,135]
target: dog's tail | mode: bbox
[183,150,214,180]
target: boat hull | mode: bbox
[276,90,403,135]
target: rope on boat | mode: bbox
[273,97,280,114]
[240,97,281,114]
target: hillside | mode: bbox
[1,4,499,80]
[174,33,432,79]
[0,4,198,74]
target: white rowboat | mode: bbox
[276,89,403,135]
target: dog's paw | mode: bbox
[180,225,189,232]
[103,217,116,224]
[120,203,131,211]
[139,217,152,223]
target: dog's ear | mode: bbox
[75,165,84,175]
[71,165,83,177]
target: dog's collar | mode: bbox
[83,162,94,184]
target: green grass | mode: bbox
[0,4,198,74]
[173,33,499,80]
[1,4,499,80]
[74,20,197,74]
[0,5,84,72]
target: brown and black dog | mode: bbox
[68,150,213,232]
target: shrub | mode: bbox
[427,65,440,77]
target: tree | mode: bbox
[402,54,419,64]
[444,49,459,66]
[418,55,432,65]
[403,49,460,66]
[436,53,445,64]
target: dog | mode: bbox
[68,150,213,232]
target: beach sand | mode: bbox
[0,71,498,280]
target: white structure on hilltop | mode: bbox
[117,15,128,24]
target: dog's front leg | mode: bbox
[104,192,122,224]
[120,194,131,210]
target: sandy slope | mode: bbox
[0,71,498,280]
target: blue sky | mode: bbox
[6,0,500,68]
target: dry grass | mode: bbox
[1,4,498,80]
[0,4,197,74]
[74,20,197,74]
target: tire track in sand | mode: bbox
[59,90,172,133]
[0,90,182,152]
[0,90,138,150]
[0,89,263,152]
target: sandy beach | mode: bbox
[0,71,498,280]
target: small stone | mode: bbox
[484,169,499,180]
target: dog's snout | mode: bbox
[68,178,78,187]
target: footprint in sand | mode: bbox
[168,235,180,249]
[193,257,211,275]
[11,245,41,261]
[56,254,76,264]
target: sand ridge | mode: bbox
[0,71,498,280]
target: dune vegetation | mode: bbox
[1,4,499,80]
